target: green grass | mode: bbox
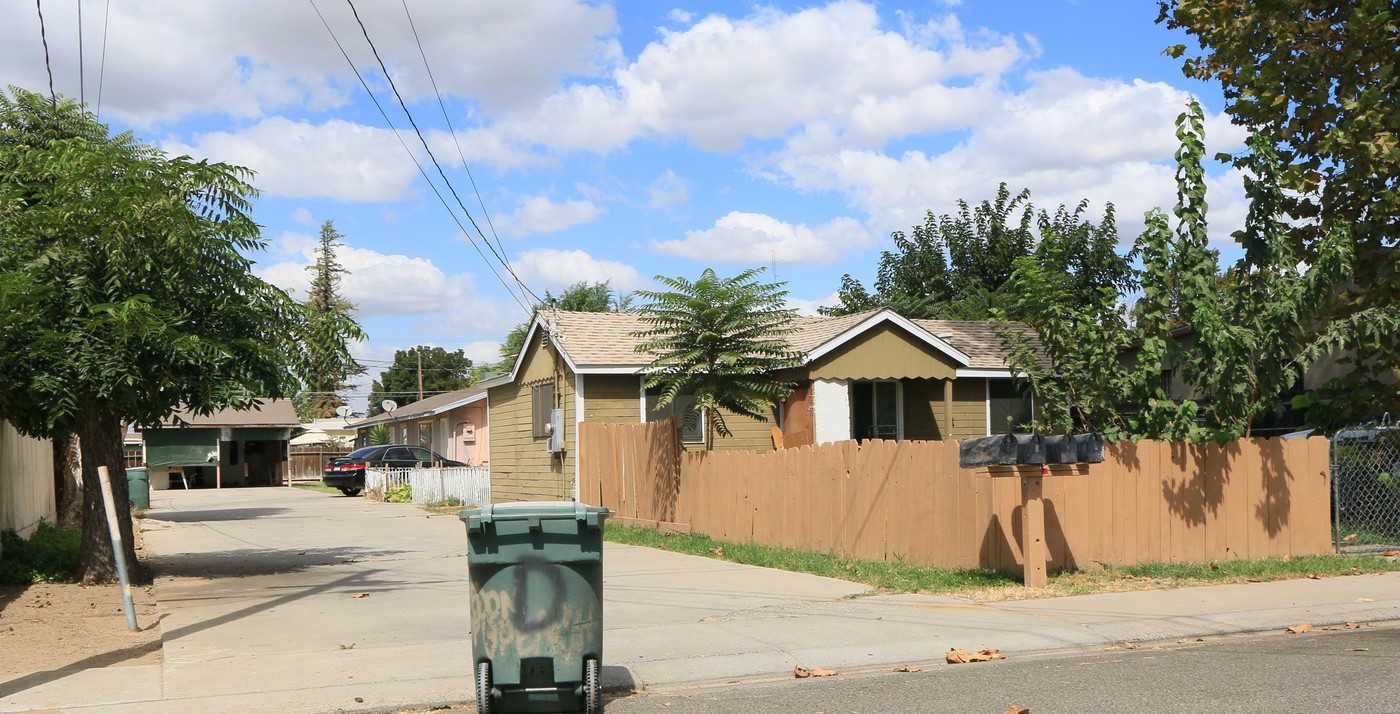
[0,521,81,585]
[603,523,1400,601]
[292,483,341,494]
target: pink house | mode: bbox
[351,386,489,466]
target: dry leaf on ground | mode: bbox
[794,666,837,678]
[1367,622,1378,627]
[1123,642,1139,650]
[794,666,811,678]
[892,666,921,673]
[1356,598,1374,603]
[1177,638,1205,643]
[1343,533,1358,541]
[351,592,370,599]
[1102,646,1122,651]
[1282,554,1292,562]
[1348,648,1370,652]
[709,547,724,556]
[1384,550,1400,557]
[812,668,837,677]
[1346,622,1361,629]
[947,648,1003,664]
[1246,578,1260,583]
[1003,707,1030,714]
[1306,573,1322,580]
[1286,623,1313,634]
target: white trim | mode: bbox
[804,308,971,366]
[895,381,905,441]
[638,375,647,421]
[574,373,584,503]
[984,378,992,437]
[481,313,586,387]
[956,368,1016,378]
[573,364,649,374]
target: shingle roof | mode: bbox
[162,399,299,428]
[528,307,1045,375]
[350,385,486,427]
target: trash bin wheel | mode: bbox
[584,657,601,714]
[339,487,361,497]
[476,661,493,713]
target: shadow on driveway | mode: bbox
[148,546,410,579]
[146,507,289,523]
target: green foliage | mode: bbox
[0,87,363,439]
[0,521,81,585]
[366,423,390,445]
[824,184,1129,321]
[1159,1,1400,424]
[385,484,413,503]
[632,268,804,449]
[296,219,365,421]
[365,346,474,416]
[496,280,633,371]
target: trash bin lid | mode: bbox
[460,501,609,530]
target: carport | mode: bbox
[141,400,297,490]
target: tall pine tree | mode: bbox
[298,220,364,419]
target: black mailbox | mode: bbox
[1073,433,1105,463]
[1013,434,1045,464]
[958,434,1018,467]
[1043,434,1079,464]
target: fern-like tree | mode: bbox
[632,268,804,450]
[0,88,362,583]
[297,219,364,420]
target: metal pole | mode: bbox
[95,465,139,631]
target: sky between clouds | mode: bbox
[3,0,1252,412]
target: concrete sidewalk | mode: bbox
[3,487,1398,713]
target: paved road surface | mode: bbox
[606,624,1400,713]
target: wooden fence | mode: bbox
[1,420,55,537]
[288,445,353,483]
[578,420,1332,571]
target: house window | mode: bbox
[1160,369,1174,395]
[645,387,705,443]
[851,381,899,440]
[532,382,555,438]
[418,420,433,448]
[988,380,1033,434]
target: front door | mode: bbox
[851,381,900,441]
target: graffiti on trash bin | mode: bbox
[475,554,598,657]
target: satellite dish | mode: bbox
[381,400,398,413]
[334,405,354,418]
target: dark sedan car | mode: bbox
[322,444,465,496]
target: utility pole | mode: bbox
[417,349,424,402]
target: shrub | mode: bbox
[0,521,81,585]
[386,484,413,503]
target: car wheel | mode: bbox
[339,487,361,497]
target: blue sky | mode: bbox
[3,1,1250,413]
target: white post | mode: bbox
[95,466,139,631]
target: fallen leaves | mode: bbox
[1003,707,1030,714]
[1282,554,1292,562]
[350,592,370,599]
[1347,648,1370,652]
[1384,550,1399,557]
[1356,598,1374,603]
[1286,623,1313,634]
[1343,533,1358,542]
[1306,573,1322,580]
[1346,622,1361,629]
[1177,637,1205,643]
[947,648,1003,664]
[793,666,837,678]
[709,547,724,556]
[892,666,921,673]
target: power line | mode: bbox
[95,0,110,120]
[399,0,513,279]
[340,0,542,306]
[307,0,536,317]
[34,0,56,113]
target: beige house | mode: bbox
[480,307,1042,503]
[350,386,488,466]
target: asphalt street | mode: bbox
[605,623,1400,713]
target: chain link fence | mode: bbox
[1332,419,1400,553]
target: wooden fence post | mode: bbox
[1022,473,1047,588]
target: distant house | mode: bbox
[349,386,488,466]
[479,307,1044,503]
[291,417,358,447]
[142,400,298,490]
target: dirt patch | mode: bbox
[0,581,162,676]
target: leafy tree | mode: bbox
[296,219,364,420]
[1159,0,1400,423]
[496,280,633,371]
[632,268,804,450]
[0,88,361,582]
[998,100,1395,441]
[823,184,1126,320]
[365,346,474,416]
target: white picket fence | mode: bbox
[365,466,490,507]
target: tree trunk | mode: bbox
[76,402,140,585]
[51,432,84,529]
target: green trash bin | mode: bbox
[461,502,610,714]
[126,467,150,510]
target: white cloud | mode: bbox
[0,0,619,125]
[166,118,420,202]
[773,69,1252,244]
[648,170,691,209]
[668,9,695,24]
[258,245,467,318]
[290,207,314,225]
[787,291,841,316]
[511,248,647,293]
[651,212,872,265]
[495,195,606,237]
